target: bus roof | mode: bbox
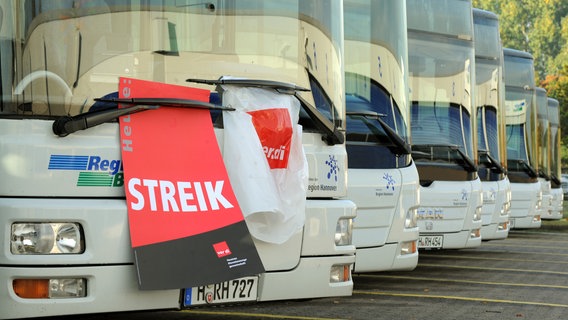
[503,48,534,60]
[473,8,498,21]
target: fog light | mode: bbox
[13,278,86,299]
[11,223,84,254]
[400,241,417,255]
[533,215,541,222]
[498,221,509,231]
[470,228,480,238]
[405,208,418,229]
[335,218,353,246]
[330,265,350,283]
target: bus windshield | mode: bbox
[548,98,560,180]
[474,9,505,179]
[477,106,499,158]
[1,0,344,131]
[406,0,473,39]
[536,88,549,178]
[504,49,537,177]
[505,87,532,166]
[343,0,410,169]
[408,34,475,158]
[473,12,500,60]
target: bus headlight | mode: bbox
[473,206,482,221]
[11,223,84,254]
[405,208,418,228]
[335,218,353,246]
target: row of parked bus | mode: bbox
[0,0,562,319]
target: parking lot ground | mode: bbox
[177,229,568,320]
[46,226,568,320]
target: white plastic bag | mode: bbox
[222,86,308,244]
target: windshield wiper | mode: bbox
[538,169,551,181]
[187,77,345,145]
[187,78,311,93]
[551,174,561,186]
[452,147,477,172]
[346,110,411,156]
[53,98,232,137]
[478,150,506,174]
[412,144,477,172]
[509,159,538,178]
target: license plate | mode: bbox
[418,235,443,249]
[183,276,258,306]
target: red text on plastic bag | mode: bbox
[248,108,293,169]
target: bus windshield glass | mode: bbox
[474,10,504,173]
[504,51,537,173]
[477,106,499,158]
[408,34,474,158]
[548,99,560,179]
[406,0,473,39]
[505,87,532,164]
[536,88,549,177]
[1,0,344,130]
[343,0,410,169]
[473,14,500,60]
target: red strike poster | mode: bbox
[118,77,264,290]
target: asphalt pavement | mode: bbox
[42,221,568,320]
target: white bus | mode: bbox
[535,87,553,220]
[406,0,483,249]
[503,48,542,229]
[473,8,511,240]
[343,0,419,272]
[0,1,356,318]
[546,97,563,220]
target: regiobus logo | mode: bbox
[48,154,124,187]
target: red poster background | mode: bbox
[118,77,244,248]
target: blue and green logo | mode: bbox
[48,155,124,187]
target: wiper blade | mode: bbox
[511,159,538,178]
[453,147,478,172]
[515,160,538,178]
[412,144,477,172]
[94,97,234,111]
[551,174,561,185]
[346,110,411,155]
[187,77,344,145]
[53,98,231,137]
[538,169,551,181]
[478,150,506,174]
[187,78,310,93]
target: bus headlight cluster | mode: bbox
[405,208,418,229]
[11,223,84,255]
[334,218,353,246]
[329,265,351,283]
[535,191,542,210]
[500,200,511,216]
[473,206,482,221]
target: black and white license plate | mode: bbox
[418,235,443,249]
[183,276,258,306]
